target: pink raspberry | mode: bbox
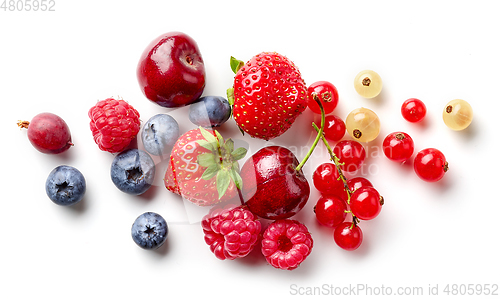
[261,219,313,270]
[88,98,140,153]
[201,205,261,260]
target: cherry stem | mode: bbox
[311,123,352,204]
[237,188,245,206]
[295,94,325,172]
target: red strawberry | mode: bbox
[229,52,308,140]
[164,127,247,206]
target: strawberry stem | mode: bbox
[295,94,325,172]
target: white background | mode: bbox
[2,1,499,298]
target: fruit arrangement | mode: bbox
[18,31,474,271]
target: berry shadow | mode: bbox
[151,238,171,257]
[67,194,88,214]
[137,185,160,201]
[312,219,335,237]
[453,118,478,143]
[432,173,455,195]
[368,87,387,107]
[412,116,431,131]
[234,237,268,268]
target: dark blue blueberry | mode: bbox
[110,149,155,195]
[189,96,231,128]
[141,114,179,156]
[45,165,86,206]
[131,212,168,250]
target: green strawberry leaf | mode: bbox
[199,127,217,144]
[229,168,243,190]
[216,169,231,199]
[225,138,234,153]
[201,164,219,181]
[227,88,235,106]
[231,147,247,161]
[214,129,224,146]
[196,139,216,152]
[197,153,216,168]
[230,56,244,74]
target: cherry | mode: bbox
[241,146,310,220]
[314,195,347,227]
[333,140,366,173]
[18,112,72,154]
[414,148,448,182]
[307,81,339,115]
[349,186,383,220]
[334,222,363,251]
[347,177,373,193]
[383,132,414,162]
[401,98,426,123]
[315,114,345,142]
[137,32,205,108]
[312,163,345,195]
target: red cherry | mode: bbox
[349,186,383,220]
[347,177,373,193]
[307,81,339,115]
[414,148,448,182]
[315,114,345,142]
[312,163,344,195]
[401,98,426,123]
[137,32,206,108]
[241,146,310,220]
[334,222,363,251]
[382,132,414,162]
[20,112,72,154]
[333,140,366,173]
[314,195,347,227]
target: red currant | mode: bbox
[333,140,366,173]
[315,114,345,142]
[334,222,363,251]
[414,148,448,182]
[314,195,347,227]
[347,177,373,193]
[382,132,414,162]
[401,98,426,123]
[19,112,73,154]
[307,81,339,115]
[349,186,383,220]
[313,163,344,194]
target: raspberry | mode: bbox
[201,205,261,260]
[88,98,141,153]
[261,219,313,270]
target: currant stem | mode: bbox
[295,94,325,172]
[312,122,352,204]
[350,216,360,229]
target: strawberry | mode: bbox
[164,127,247,206]
[228,52,308,140]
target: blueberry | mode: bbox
[45,165,86,206]
[131,212,168,250]
[110,149,155,195]
[141,114,179,156]
[189,96,231,128]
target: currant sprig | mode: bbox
[295,93,325,172]
[311,122,351,203]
